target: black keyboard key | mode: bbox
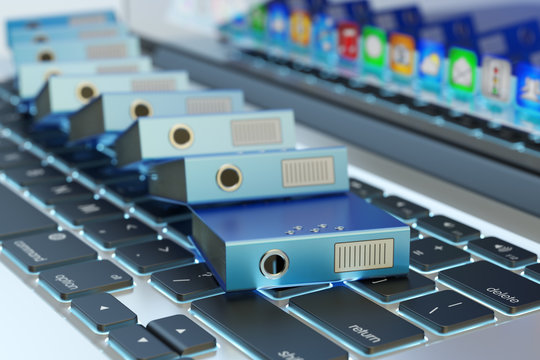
[525,138,540,152]
[193,292,348,360]
[39,259,133,300]
[107,179,149,203]
[410,237,470,272]
[482,125,529,143]
[261,284,330,299]
[84,218,156,249]
[116,239,194,274]
[439,261,540,314]
[416,215,480,243]
[71,292,137,332]
[80,165,140,185]
[0,184,57,241]
[525,263,540,282]
[468,237,537,268]
[350,83,379,95]
[147,315,216,356]
[167,218,193,238]
[444,113,486,129]
[289,286,423,355]
[399,290,494,333]
[0,136,16,150]
[314,69,340,82]
[349,178,383,199]
[350,270,435,302]
[109,324,178,360]
[151,263,222,302]
[56,149,112,169]
[3,231,96,272]
[411,103,446,117]
[4,164,65,186]
[54,198,123,226]
[380,93,415,106]
[370,196,429,220]
[0,149,40,169]
[135,199,191,224]
[29,182,94,205]
[410,227,421,240]
[30,129,70,151]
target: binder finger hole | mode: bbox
[169,124,194,149]
[37,50,55,62]
[260,249,289,279]
[76,82,99,103]
[216,164,242,192]
[129,99,153,120]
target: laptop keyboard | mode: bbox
[1,79,540,360]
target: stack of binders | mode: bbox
[6,9,410,294]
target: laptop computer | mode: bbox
[1,1,539,359]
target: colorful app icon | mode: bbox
[516,62,540,112]
[389,32,415,76]
[448,47,478,93]
[362,26,387,68]
[290,10,311,47]
[338,22,360,61]
[481,56,512,102]
[249,5,267,35]
[268,3,289,43]
[418,39,445,84]
[314,14,336,57]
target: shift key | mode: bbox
[192,292,348,360]
[439,261,540,314]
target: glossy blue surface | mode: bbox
[6,10,116,46]
[69,89,244,139]
[35,71,189,123]
[116,109,296,167]
[17,57,153,100]
[10,23,128,46]
[150,147,349,205]
[12,36,140,65]
[192,193,410,291]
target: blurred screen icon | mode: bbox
[249,4,267,35]
[481,56,511,102]
[418,39,444,84]
[516,62,540,112]
[338,22,359,61]
[389,32,415,76]
[449,47,478,93]
[290,10,311,47]
[362,26,387,68]
[268,3,289,43]
[314,14,336,57]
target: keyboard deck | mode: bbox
[0,85,539,359]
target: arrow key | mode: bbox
[116,239,194,274]
[71,292,137,332]
[148,315,216,356]
[109,324,178,360]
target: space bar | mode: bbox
[0,183,57,240]
[192,292,348,360]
